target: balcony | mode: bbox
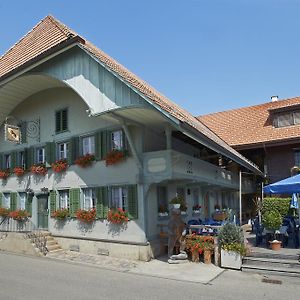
[143,150,256,192]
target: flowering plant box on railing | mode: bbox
[105,149,126,166]
[52,159,68,173]
[0,207,10,217]
[51,208,69,220]
[75,154,96,168]
[9,209,30,221]
[76,208,96,223]
[0,169,10,179]
[31,164,47,176]
[13,166,26,177]
[107,208,129,224]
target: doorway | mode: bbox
[37,196,49,229]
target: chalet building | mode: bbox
[0,16,262,260]
[199,96,300,218]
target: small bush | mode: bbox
[262,197,290,219]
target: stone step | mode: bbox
[46,240,57,246]
[248,251,300,261]
[47,244,62,252]
[242,263,300,277]
[243,256,300,269]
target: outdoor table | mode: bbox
[188,224,222,235]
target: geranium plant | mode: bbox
[107,208,129,224]
[13,166,26,177]
[9,209,29,221]
[0,169,10,179]
[75,154,95,168]
[31,164,47,176]
[51,208,69,220]
[52,159,68,173]
[0,207,10,217]
[105,149,126,166]
[76,208,96,223]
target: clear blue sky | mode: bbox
[1,0,300,115]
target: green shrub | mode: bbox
[262,210,282,231]
[262,197,290,219]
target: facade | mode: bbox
[0,16,262,260]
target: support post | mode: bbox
[239,170,242,225]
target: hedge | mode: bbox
[262,197,291,219]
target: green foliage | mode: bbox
[262,197,290,219]
[218,223,244,247]
[222,243,247,256]
[170,196,185,205]
[262,210,282,230]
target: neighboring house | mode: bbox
[199,96,300,217]
[0,16,262,260]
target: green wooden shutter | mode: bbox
[95,132,102,160]
[101,131,109,159]
[71,137,79,164]
[25,194,32,216]
[96,186,108,218]
[25,147,35,167]
[0,193,2,207]
[45,142,56,166]
[20,121,27,144]
[49,190,57,214]
[10,192,17,211]
[69,188,80,217]
[0,154,3,169]
[67,139,73,165]
[11,152,17,169]
[127,185,138,219]
[55,111,61,133]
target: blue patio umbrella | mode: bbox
[290,193,299,209]
[263,174,300,194]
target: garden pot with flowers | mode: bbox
[52,159,68,173]
[51,208,69,220]
[105,149,126,166]
[75,154,96,168]
[13,166,26,177]
[9,209,30,222]
[0,207,10,218]
[31,164,47,176]
[0,169,10,180]
[76,208,96,223]
[107,208,129,224]
[192,204,201,214]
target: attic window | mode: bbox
[274,111,300,128]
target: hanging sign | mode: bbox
[4,124,21,143]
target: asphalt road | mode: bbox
[0,252,299,300]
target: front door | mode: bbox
[37,196,48,229]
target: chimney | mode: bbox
[271,95,278,102]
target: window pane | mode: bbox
[295,151,300,166]
[82,136,95,155]
[294,112,300,125]
[83,188,95,210]
[3,193,10,208]
[277,113,293,127]
[19,193,26,210]
[111,131,123,150]
[5,154,11,169]
[157,186,168,212]
[58,143,68,159]
[59,190,69,209]
[111,187,122,208]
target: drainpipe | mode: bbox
[239,170,242,225]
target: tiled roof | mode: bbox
[0,15,261,174]
[198,97,300,148]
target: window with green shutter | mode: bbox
[25,147,34,168]
[10,152,17,169]
[49,190,57,215]
[96,186,108,218]
[45,142,56,166]
[55,108,68,133]
[69,188,80,217]
[25,193,32,216]
[127,185,138,219]
[0,193,2,207]
[10,192,17,211]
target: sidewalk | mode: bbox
[47,250,224,284]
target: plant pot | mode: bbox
[204,249,212,264]
[173,204,180,209]
[269,240,282,251]
[191,250,200,262]
[221,249,242,270]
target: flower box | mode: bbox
[31,164,47,176]
[107,208,129,224]
[52,159,68,173]
[0,207,10,217]
[75,154,95,168]
[51,208,69,220]
[76,208,96,223]
[13,166,26,177]
[221,249,242,270]
[105,149,126,166]
[9,209,30,222]
[0,169,10,179]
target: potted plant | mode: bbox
[203,238,215,264]
[105,149,126,166]
[107,208,129,224]
[13,166,26,177]
[262,210,282,250]
[31,164,47,176]
[76,208,96,223]
[0,207,10,217]
[51,208,69,220]
[218,223,246,269]
[75,154,96,168]
[158,205,169,217]
[0,169,10,179]
[170,195,185,209]
[192,204,201,214]
[52,159,68,173]
[9,209,30,222]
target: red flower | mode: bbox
[9,209,29,221]
[0,169,10,179]
[76,208,96,223]
[105,150,126,166]
[13,166,26,177]
[75,154,96,168]
[51,159,68,173]
[107,208,129,224]
[31,164,47,176]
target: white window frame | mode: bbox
[3,193,10,209]
[19,192,26,210]
[4,154,11,169]
[18,151,25,168]
[82,188,96,210]
[36,147,45,164]
[58,190,69,209]
[82,136,95,155]
[111,130,123,150]
[110,187,128,210]
[57,142,69,160]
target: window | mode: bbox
[36,147,45,164]
[55,109,68,133]
[82,188,96,210]
[58,190,69,209]
[19,192,26,210]
[110,187,128,210]
[3,193,10,208]
[274,110,300,128]
[111,130,123,150]
[295,151,300,166]
[176,187,185,198]
[4,154,11,169]
[82,136,95,155]
[57,142,69,160]
[18,151,25,168]
[157,186,168,213]
[192,189,199,208]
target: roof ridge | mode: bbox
[46,15,77,37]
